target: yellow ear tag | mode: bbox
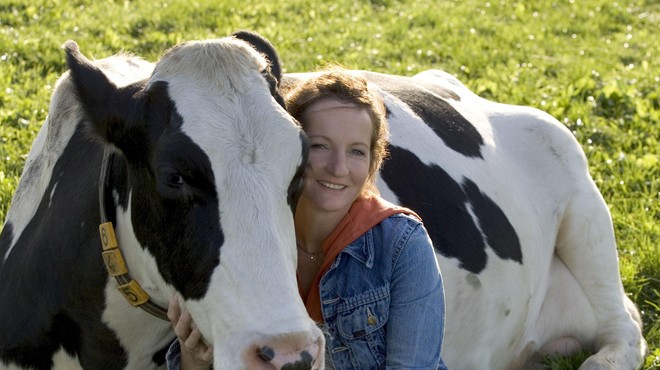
[118,280,150,306]
[98,222,155,312]
[99,222,128,276]
[99,222,118,250]
[102,249,128,276]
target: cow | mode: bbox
[0,32,324,370]
[280,69,647,369]
[0,31,647,370]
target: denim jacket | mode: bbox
[320,213,447,370]
[166,213,447,370]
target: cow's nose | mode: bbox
[255,336,323,370]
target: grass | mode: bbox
[1,0,658,368]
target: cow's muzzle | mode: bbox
[248,332,325,370]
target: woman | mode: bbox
[167,70,447,370]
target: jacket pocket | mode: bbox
[335,287,389,340]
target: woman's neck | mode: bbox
[294,200,348,254]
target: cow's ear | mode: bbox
[232,30,283,82]
[231,31,286,107]
[64,40,146,152]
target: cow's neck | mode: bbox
[98,148,169,321]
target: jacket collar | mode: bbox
[339,231,375,268]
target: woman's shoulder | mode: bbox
[367,211,429,252]
[388,210,423,222]
[379,209,434,251]
[379,211,425,231]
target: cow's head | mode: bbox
[64,32,322,369]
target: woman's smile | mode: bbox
[318,180,347,190]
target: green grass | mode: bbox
[1,0,658,368]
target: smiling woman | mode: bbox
[287,70,447,370]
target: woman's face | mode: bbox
[299,97,373,216]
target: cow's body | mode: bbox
[0,32,646,370]
[0,33,323,370]
[283,70,647,370]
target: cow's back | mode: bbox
[373,70,644,369]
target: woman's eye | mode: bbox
[310,144,326,150]
[351,149,366,156]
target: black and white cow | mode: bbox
[0,32,324,370]
[0,31,647,370]
[281,69,647,369]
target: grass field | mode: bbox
[1,0,658,368]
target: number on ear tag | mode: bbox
[118,280,150,306]
[99,222,118,251]
[102,248,128,276]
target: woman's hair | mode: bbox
[285,69,389,195]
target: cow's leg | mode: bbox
[525,255,597,366]
[554,185,646,370]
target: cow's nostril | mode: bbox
[256,345,275,362]
[253,335,322,369]
[298,351,314,367]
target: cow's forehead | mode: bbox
[150,37,268,95]
[139,35,305,186]
[178,91,304,186]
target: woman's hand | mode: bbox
[168,298,214,370]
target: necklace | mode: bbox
[297,244,324,262]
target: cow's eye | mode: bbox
[159,167,185,189]
[166,173,184,187]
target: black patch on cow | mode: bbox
[152,340,172,366]
[127,87,222,300]
[381,145,522,273]
[381,145,487,272]
[282,350,314,370]
[364,71,460,101]
[364,72,484,159]
[263,69,286,109]
[109,151,130,211]
[462,179,522,263]
[0,122,129,369]
[287,131,308,214]
[66,43,150,152]
[0,223,12,264]
[52,313,81,360]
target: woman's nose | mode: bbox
[327,151,349,176]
